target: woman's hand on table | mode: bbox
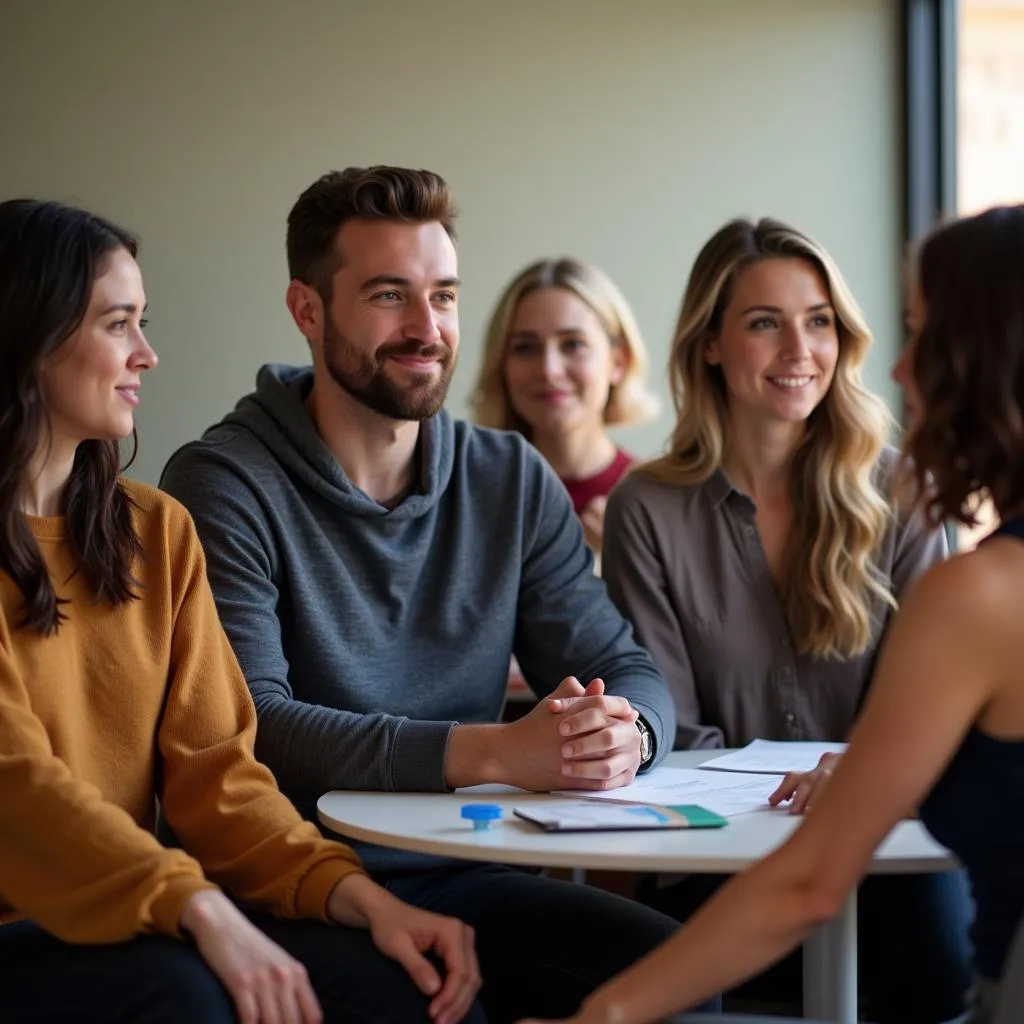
[769,751,842,814]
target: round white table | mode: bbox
[318,749,956,1023]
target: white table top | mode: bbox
[318,750,955,874]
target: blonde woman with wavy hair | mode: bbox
[473,258,656,553]
[599,217,971,1023]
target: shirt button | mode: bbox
[744,525,756,537]
[784,712,796,725]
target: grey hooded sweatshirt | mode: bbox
[160,364,674,871]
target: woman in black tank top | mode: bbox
[524,206,1024,1024]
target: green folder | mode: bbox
[665,804,729,828]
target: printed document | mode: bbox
[555,767,780,818]
[698,739,847,775]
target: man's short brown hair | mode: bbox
[286,166,458,299]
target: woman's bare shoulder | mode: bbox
[904,539,1024,635]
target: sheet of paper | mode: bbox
[555,767,780,818]
[698,739,848,775]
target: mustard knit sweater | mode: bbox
[0,480,364,943]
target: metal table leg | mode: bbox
[803,891,857,1022]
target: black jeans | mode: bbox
[638,869,974,1024]
[1,865,713,1022]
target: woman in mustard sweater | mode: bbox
[0,199,481,1023]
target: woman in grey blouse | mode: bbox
[602,217,971,1023]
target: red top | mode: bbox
[560,448,634,514]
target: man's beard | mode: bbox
[323,319,455,422]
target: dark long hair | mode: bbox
[0,199,144,634]
[907,204,1024,526]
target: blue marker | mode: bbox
[461,804,502,831]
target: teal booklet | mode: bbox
[513,802,727,833]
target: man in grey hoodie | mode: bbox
[162,166,703,1023]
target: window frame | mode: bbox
[903,0,959,240]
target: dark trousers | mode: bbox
[382,864,717,1022]
[1,911,484,1024]
[1,865,713,1022]
[638,869,974,1024]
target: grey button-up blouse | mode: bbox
[602,447,948,751]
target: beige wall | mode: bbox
[0,0,902,484]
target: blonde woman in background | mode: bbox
[599,218,971,1022]
[473,258,657,556]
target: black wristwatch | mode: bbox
[636,717,653,766]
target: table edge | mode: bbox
[316,797,956,875]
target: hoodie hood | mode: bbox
[214,362,455,520]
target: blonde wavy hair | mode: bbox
[472,258,658,432]
[643,217,895,659]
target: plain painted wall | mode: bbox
[0,0,902,484]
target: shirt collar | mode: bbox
[706,467,737,509]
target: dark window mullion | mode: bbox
[904,0,959,243]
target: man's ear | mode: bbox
[286,280,324,348]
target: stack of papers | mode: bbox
[698,739,847,775]
[551,741,848,819]
[555,767,780,818]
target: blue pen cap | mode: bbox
[460,804,503,830]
